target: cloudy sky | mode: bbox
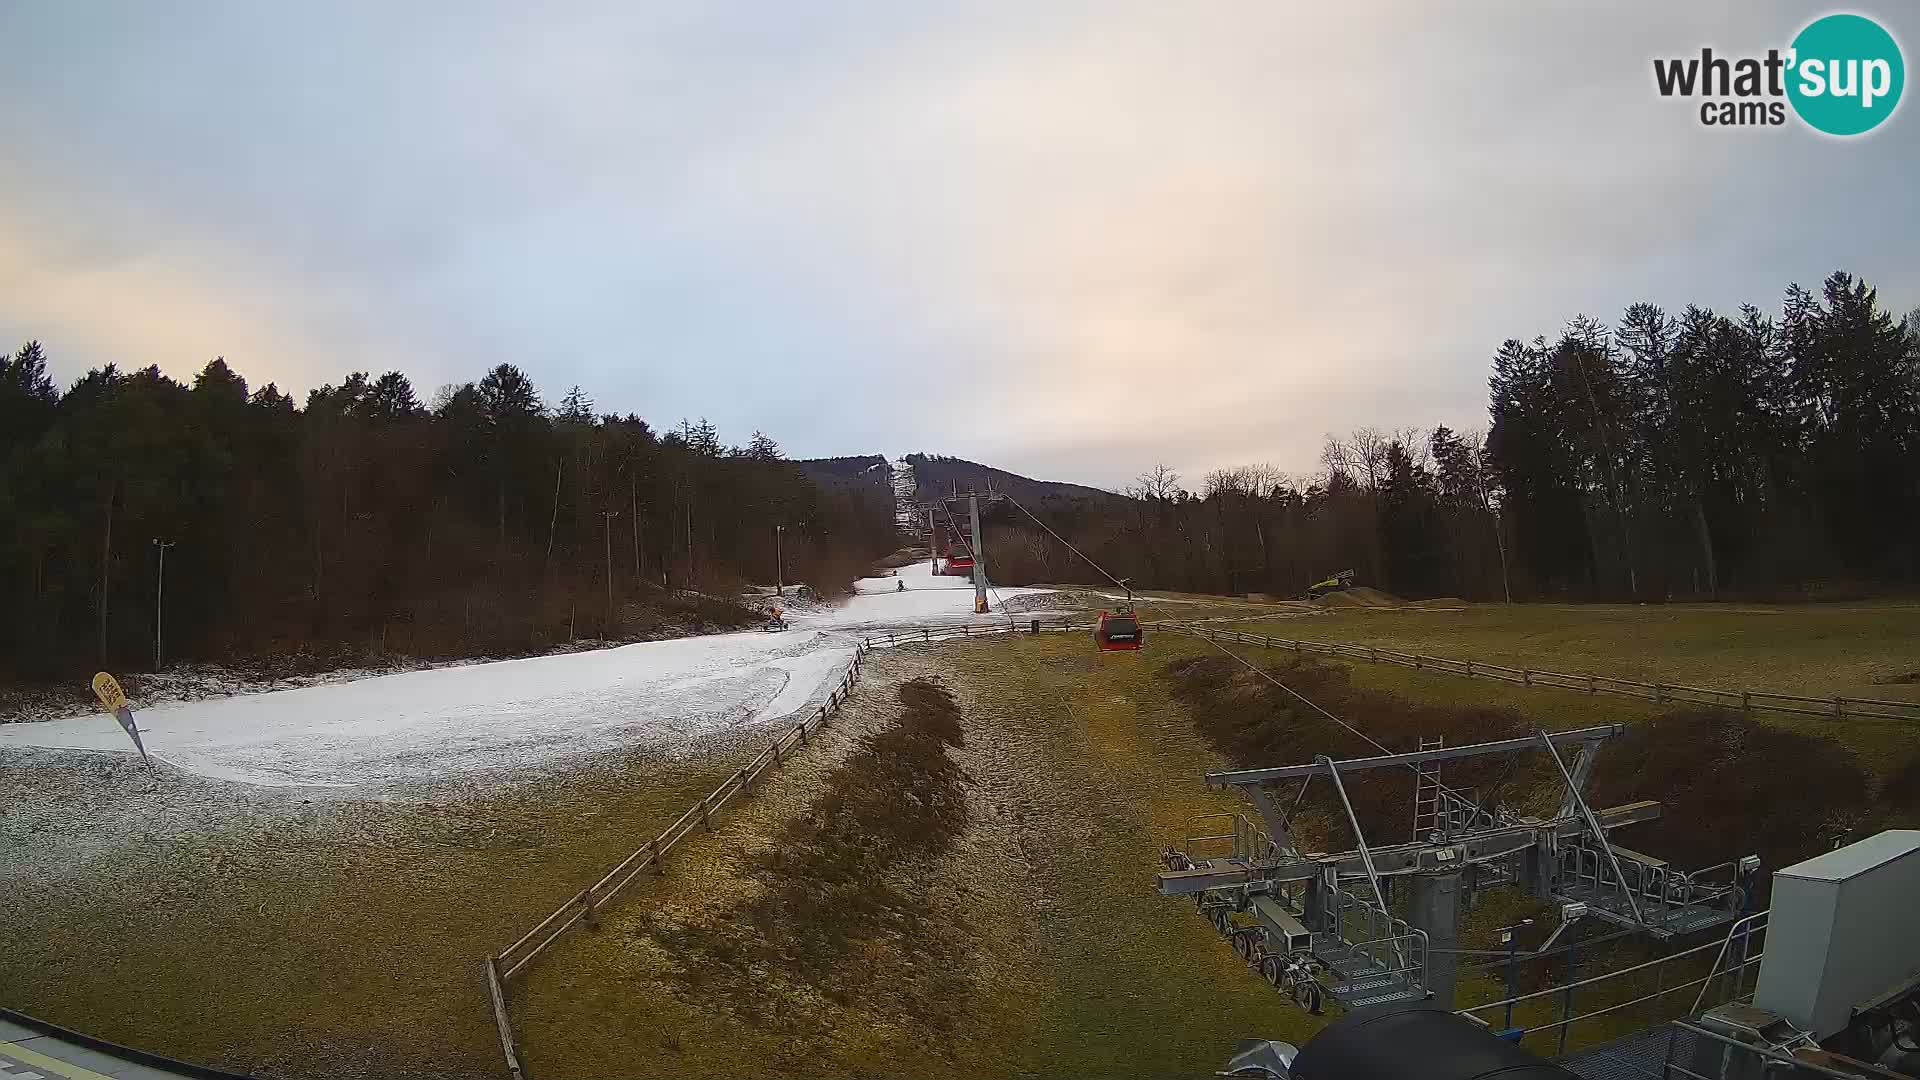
[2,4,1913,489]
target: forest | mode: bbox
[0,356,897,680]
[3,270,1914,679]
[982,272,1920,602]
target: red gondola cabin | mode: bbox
[1095,609,1142,651]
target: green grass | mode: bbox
[944,637,1322,1076]
[1214,602,1920,778]
[0,747,761,1079]
[1226,602,1920,702]
[515,638,1319,1080]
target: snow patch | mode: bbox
[0,631,855,789]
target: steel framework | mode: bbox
[1159,726,1757,1012]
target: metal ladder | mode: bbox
[1412,736,1445,841]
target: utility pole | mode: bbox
[601,510,620,635]
[774,524,785,597]
[629,472,643,586]
[1471,440,1513,604]
[927,507,936,573]
[151,538,175,672]
[969,492,988,614]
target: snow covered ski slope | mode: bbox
[0,557,1062,789]
[1,631,855,787]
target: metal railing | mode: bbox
[1556,843,1746,932]
[1458,912,1768,1048]
[1179,812,1280,865]
[1149,623,1920,725]
[483,643,869,1080]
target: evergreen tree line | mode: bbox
[0,354,897,679]
[983,272,1920,602]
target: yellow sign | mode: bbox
[91,671,128,713]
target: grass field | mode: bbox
[7,597,1914,1078]
[513,638,1317,1080]
[507,608,1918,1076]
[0,742,769,1079]
[1225,601,1920,702]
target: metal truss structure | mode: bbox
[1158,725,1758,1011]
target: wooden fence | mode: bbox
[1148,621,1920,724]
[484,642,869,1080]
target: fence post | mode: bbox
[700,794,713,830]
[580,888,599,929]
[1523,669,1532,687]
[486,956,526,1080]
[1465,660,1474,679]
[1833,696,1844,719]
[1369,646,1378,663]
[1293,639,1301,654]
[1653,684,1665,704]
[650,837,664,874]
[1587,674,1596,695]
[1741,690,1751,714]
[1415,654,1423,670]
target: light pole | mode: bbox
[774,524,785,598]
[601,510,620,636]
[1495,918,1534,1035]
[151,538,175,672]
[1557,902,1587,1054]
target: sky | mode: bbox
[2,3,1915,491]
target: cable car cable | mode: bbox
[999,490,1486,808]
[930,498,1015,631]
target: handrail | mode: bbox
[1692,910,1770,1014]
[1316,753,1406,977]
[1459,912,1767,1018]
[1537,729,1644,927]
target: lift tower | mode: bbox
[969,492,988,614]
[1159,726,1758,1012]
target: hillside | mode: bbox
[904,452,1123,508]
[795,454,894,499]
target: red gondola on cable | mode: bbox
[1095,609,1142,651]
[1095,583,1142,651]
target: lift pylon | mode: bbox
[1160,725,1758,1013]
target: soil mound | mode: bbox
[1317,587,1402,609]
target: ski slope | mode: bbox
[0,631,855,788]
[794,556,1050,632]
[0,557,1057,789]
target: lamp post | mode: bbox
[774,523,785,598]
[1558,902,1587,1054]
[151,538,175,672]
[1495,918,1534,1035]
